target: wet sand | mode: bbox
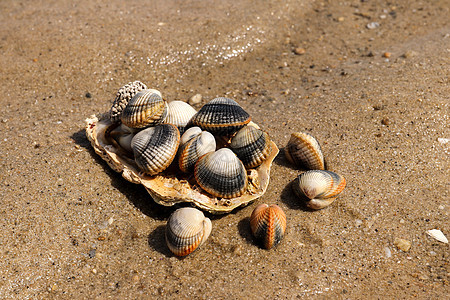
[0,0,449,298]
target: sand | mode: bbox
[0,0,448,298]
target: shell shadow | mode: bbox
[237,217,255,245]
[280,180,316,212]
[147,225,173,256]
[273,147,298,170]
[70,129,173,220]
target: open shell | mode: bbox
[85,114,279,214]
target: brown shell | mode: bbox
[250,204,287,249]
[285,132,325,170]
[85,114,279,214]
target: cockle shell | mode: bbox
[189,97,251,136]
[165,207,212,256]
[131,124,180,175]
[121,89,168,128]
[108,123,140,153]
[109,81,148,122]
[163,101,197,135]
[178,130,216,173]
[250,204,287,249]
[194,148,247,198]
[292,170,346,209]
[180,126,202,145]
[285,132,325,170]
[230,125,272,169]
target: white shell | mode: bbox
[180,126,203,146]
[109,124,140,153]
[426,229,448,243]
[165,207,212,256]
[178,131,216,173]
[164,101,197,134]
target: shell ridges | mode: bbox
[250,204,286,249]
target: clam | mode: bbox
[292,170,346,209]
[121,89,168,128]
[131,124,180,175]
[189,97,251,136]
[109,81,148,122]
[178,130,216,173]
[165,207,212,256]
[164,101,197,135]
[230,125,272,169]
[194,148,247,198]
[108,123,140,153]
[250,204,286,249]
[285,132,325,170]
[180,126,202,146]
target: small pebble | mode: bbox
[394,238,411,252]
[88,249,96,258]
[337,17,345,22]
[383,52,391,58]
[294,47,306,55]
[85,92,92,98]
[384,246,392,258]
[92,268,97,274]
[402,50,417,58]
[381,117,390,125]
[366,22,380,29]
[189,94,202,105]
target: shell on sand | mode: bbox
[426,229,448,243]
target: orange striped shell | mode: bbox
[250,204,286,249]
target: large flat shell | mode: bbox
[85,114,279,214]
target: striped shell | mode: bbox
[250,204,287,249]
[178,130,216,173]
[285,132,325,170]
[189,97,251,136]
[230,125,272,169]
[121,89,168,128]
[165,207,212,256]
[163,101,197,135]
[180,126,202,146]
[194,148,247,198]
[131,124,180,175]
[109,81,148,122]
[292,170,346,209]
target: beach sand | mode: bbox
[0,0,448,298]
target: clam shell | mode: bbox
[164,101,197,135]
[109,81,148,122]
[180,126,202,146]
[250,204,286,249]
[189,97,251,136]
[292,170,346,209]
[121,89,168,128]
[426,229,448,244]
[165,207,212,256]
[131,124,180,175]
[178,131,216,173]
[285,132,325,170]
[194,148,247,198]
[230,125,272,169]
[109,123,140,153]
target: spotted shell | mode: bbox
[121,89,168,128]
[163,101,197,135]
[189,97,251,136]
[292,170,346,209]
[178,130,216,173]
[250,204,286,249]
[285,132,325,170]
[109,81,148,122]
[131,124,180,175]
[230,126,272,169]
[165,207,212,256]
[194,148,247,198]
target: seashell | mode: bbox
[109,123,140,153]
[165,207,212,256]
[189,97,251,136]
[180,126,202,146]
[194,148,247,198]
[250,204,286,249]
[109,81,148,122]
[426,229,448,244]
[285,132,325,170]
[292,170,346,209]
[163,101,197,135]
[230,125,272,169]
[178,130,216,173]
[121,89,168,128]
[131,124,180,175]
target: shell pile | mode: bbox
[286,131,346,209]
[85,81,279,214]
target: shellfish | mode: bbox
[189,97,251,136]
[165,207,212,256]
[194,148,247,198]
[230,125,272,169]
[178,130,216,173]
[121,89,168,128]
[285,132,325,170]
[108,123,140,153]
[292,170,346,209]
[109,81,148,122]
[250,204,286,249]
[163,101,197,135]
[131,124,180,175]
